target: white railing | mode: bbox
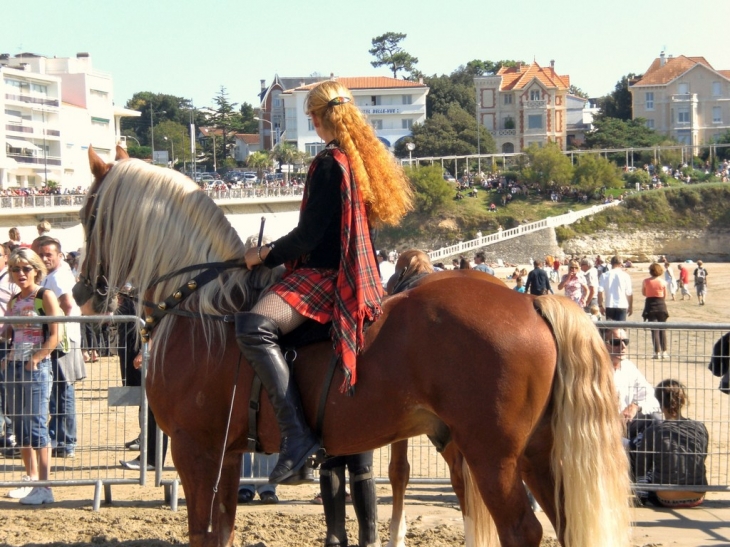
[427,201,621,261]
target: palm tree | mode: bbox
[272,142,298,184]
[247,151,273,181]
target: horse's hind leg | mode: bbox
[459,447,543,547]
[172,437,241,547]
[386,440,410,547]
[521,418,563,543]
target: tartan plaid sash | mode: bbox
[279,145,382,392]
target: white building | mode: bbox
[0,52,139,190]
[280,76,428,156]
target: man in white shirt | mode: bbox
[598,255,633,321]
[580,257,599,313]
[604,328,662,446]
[36,237,86,458]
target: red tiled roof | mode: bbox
[497,62,570,91]
[235,133,259,145]
[633,55,717,86]
[291,76,427,91]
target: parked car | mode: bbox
[243,172,258,184]
[443,172,456,183]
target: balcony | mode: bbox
[7,154,62,166]
[4,93,60,108]
[671,94,697,103]
[5,125,61,137]
[491,129,517,137]
[524,100,546,109]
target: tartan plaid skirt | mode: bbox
[268,267,338,325]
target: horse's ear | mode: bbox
[89,145,112,181]
[115,144,130,161]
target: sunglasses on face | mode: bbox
[10,266,35,274]
[607,338,629,346]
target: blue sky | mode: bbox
[5,0,729,111]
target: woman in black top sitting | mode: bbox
[633,379,708,507]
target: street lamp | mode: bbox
[406,142,416,167]
[254,116,276,148]
[164,136,175,168]
[123,135,141,147]
[150,109,166,164]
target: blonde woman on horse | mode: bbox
[237,80,413,485]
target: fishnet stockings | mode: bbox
[251,293,307,335]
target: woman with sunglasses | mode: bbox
[557,259,588,307]
[2,248,62,505]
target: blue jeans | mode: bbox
[240,452,277,495]
[49,355,76,449]
[5,359,52,448]
[0,344,11,433]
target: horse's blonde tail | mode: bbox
[535,296,632,547]
[462,459,498,547]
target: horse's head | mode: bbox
[386,249,434,295]
[73,144,129,313]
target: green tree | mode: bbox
[369,32,419,78]
[406,165,453,213]
[154,120,191,168]
[572,154,623,191]
[521,142,574,189]
[209,86,245,169]
[272,142,298,182]
[597,73,641,121]
[585,117,665,150]
[394,104,495,158]
[569,85,589,99]
[122,92,199,146]
[713,129,730,160]
[247,150,273,179]
[239,102,258,134]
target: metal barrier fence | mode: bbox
[1,317,728,510]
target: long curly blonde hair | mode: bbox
[305,80,413,226]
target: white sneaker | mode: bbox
[7,475,34,499]
[19,486,54,505]
[120,458,154,471]
[662,351,670,359]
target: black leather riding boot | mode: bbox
[320,466,348,547]
[351,467,381,547]
[235,312,320,484]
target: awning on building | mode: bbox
[5,138,41,151]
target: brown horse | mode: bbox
[385,250,511,547]
[76,146,631,547]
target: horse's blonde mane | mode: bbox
[89,159,259,365]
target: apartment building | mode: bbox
[475,61,571,153]
[0,52,139,190]
[279,76,428,155]
[630,52,730,146]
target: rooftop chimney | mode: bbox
[76,52,89,58]
[260,79,266,90]
[550,59,555,70]
[660,51,666,66]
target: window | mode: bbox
[91,117,110,126]
[307,119,314,131]
[713,82,722,97]
[527,114,543,130]
[31,83,47,95]
[529,89,541,101]
[402,94,412,105]
[90,89,108,98]
[645,92,654,110]
[503,94,513,105]
[401,119,413,130]
[678,83,689,95]
[645,119,654,129]
[677,109,690,124]
[713,106,722,124]
[306,143,324,156]
[371,119,383,130]
[370,95,381,106]
[503,116,515,130]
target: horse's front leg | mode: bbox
[386,439,410,547]
[171,433,242,547]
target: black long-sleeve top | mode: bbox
[263,151,343,270]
